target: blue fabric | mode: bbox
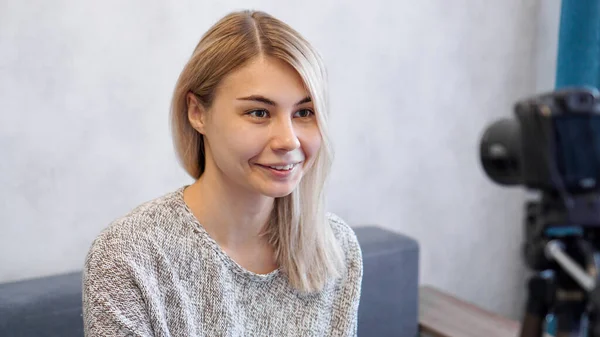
[0,272,84,337]
[555,0,600,89]
[354,226,420,337]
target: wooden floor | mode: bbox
[418,285,548,337]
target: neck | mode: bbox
[183,167,274,248]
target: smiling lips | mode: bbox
[265,163,297,171]
[256,162,301,178]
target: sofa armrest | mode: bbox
[354,225,420,337]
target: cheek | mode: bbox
[300,128,322,160]
[224,126,265,162]
[206,121,256,165]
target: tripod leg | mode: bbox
[521,314,545,337]
[555,291,587,337]
[521,275,553,337]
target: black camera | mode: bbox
[479,88,600,337]
[480,87,600,195]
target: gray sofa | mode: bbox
[0,226,419,336]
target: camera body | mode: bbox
[480,88,600,336]
[480,87,600,195]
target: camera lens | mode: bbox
[479,119,522,186]
[578,93,592,105]
[567,92,594,111]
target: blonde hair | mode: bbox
[170,10,344,292]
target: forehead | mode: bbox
[216,56,310,100]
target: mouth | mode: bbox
[257,162,301,171]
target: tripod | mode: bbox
[519,194,600,337]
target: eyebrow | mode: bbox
[236,95,312,107]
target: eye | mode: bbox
[247,109,270,118]
[294,109,314,118]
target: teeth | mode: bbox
[268,164,295,171]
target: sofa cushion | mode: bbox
[0,271,83,337]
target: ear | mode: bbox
[187,92,208,134]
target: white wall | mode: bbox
[0,0,560,319]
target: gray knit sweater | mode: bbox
[82,187,363,337]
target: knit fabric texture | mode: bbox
[82,186,363,337]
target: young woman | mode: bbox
[83,10,363,337]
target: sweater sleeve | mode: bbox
[346,226,363,337]
[326,213,364,337]
[82,231,154,337]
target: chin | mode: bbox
[251,177,302,198]
[260,184,298,198]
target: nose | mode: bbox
[270,118,301,152]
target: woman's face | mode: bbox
[188,56,321,198]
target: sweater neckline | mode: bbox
[175,186,281,282]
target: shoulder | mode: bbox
[326,212,362,263]
[85,187,185,267]
[326,212,363,294]
[326,212,359,247]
